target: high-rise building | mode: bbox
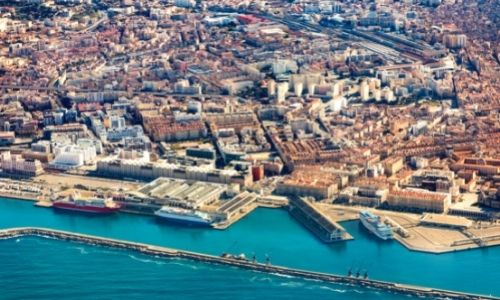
[267,79,276,96]
[444,34,467,49]
[360,80,370,101]
[276,82,289,103]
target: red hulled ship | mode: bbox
[53,192,121,214]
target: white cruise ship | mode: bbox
[154,206,213,226]
[359,211,394,240]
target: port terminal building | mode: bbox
[419,213,472,229]
[217,191,258,220]
[135,177,227,209]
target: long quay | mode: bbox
[0,227,497,300]
[288,197,352,242]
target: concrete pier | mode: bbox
[289,197,352,242]
[0,227,497,300]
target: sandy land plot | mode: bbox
[468,225,500,238]
[320,206,359,222]
[36,174,141,191]
[385,214,419,227]
[410,226,469,246]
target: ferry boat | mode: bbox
[154,206,213,226]
[53,193,121,214]
[359,210,393,240]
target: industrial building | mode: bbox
[217,191,258,220]
[137,177,227,209]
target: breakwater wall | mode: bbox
[0,227,497,300]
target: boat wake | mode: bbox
[69,246,89,255]
[271,272,295,279]
[129,253,209,270]
[249,276,353,294]
[166,260,200,270]
[0,234,22,240]
[31,238,51,246]
[92,249,118,256]
[279,281,304,288]
[34,234,60,242]
[249,275,274,283]
[128,254,166,265]
[315,286,347,293]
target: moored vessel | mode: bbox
[154,206,213,226]
[359,210,393,240]
[53,192,121,214]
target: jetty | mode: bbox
[0,227,497,300]
[288,197,352,242]
[213,191,259,229]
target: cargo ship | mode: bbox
[53,193,121,214]
[359,210,393,240]
[154,206,213,226]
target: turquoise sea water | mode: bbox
[0,198,499,298]
[0,237,412,300]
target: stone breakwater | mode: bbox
[0,227,498,300]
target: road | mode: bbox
[81,15,108,32]
[0,84,219,97]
